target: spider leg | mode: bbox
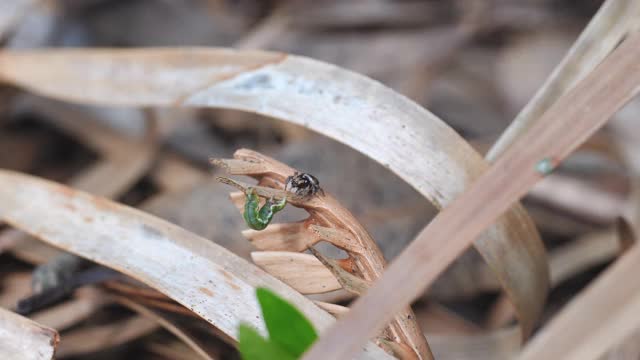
[284,176,293,191]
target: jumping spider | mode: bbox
[284,171,325,198]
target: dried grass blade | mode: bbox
[309,225,366,254]
[55,315,159,358]
[115,296,218,360]
[302,29,640,360]
[0,171,390,360]
[518,244,640,360]
[0,46,546,343]
[0,307,59,360]
[487,0,640,160]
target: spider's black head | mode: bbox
[285,171,324,197]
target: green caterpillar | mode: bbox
[243,187,287,230]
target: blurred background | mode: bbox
[2,0,638,359]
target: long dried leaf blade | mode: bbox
[302,29,640,360]
[0,307,59,360]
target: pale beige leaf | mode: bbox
[242,222,317,252]
[0,307,58,360]
[251,251,341,294]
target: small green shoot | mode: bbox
[238,287,318,360]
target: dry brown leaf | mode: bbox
[302,28,640,360]
[251,252,342,294]
[0,170,391,360]
[0,307,59,360]
[309,247,372,295]
[215,150,430,358]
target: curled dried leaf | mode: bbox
[214,149,431,359]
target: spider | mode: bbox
[284,171,325,198]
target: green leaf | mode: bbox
[238,324,296,360]
[256,287,318,357]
